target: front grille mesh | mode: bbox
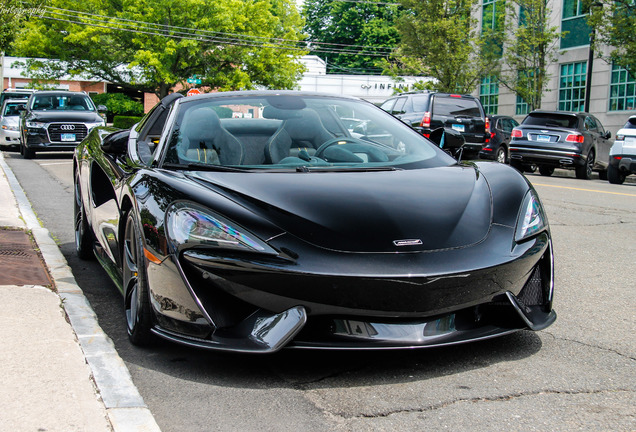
[48,123,88,142]
[517,266,545,307]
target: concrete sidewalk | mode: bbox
[0,152,161,432]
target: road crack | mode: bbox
[543,331,636,361]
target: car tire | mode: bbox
[496,146,507,164]
[21,142,36,159]
[539,166,554,177]
[598,169,608,181]
[73,173,95,260]
[608,164,626,185]
[575,150,594,180]
[123,213,155,346]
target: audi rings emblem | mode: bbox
[60,124,76,131]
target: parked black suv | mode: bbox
[509,110,612,180]
[19,91,106,159]
[380,91,489,158]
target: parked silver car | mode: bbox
[0,99,24,149]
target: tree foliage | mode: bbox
[302,0,399,74]
[588,0,636,77]
[499,0,562,110]
[388,0,496,94]
[13,0,306,97]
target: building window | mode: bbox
[558,62,587,112]
[609,63,636,111]
[516,94,530,115]
[480,75,499,115]
[561,0,591,49]
[482,0,505,57]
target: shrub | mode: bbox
[113,115,143,129]
[91,93,144,121]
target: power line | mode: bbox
[38,5,395,56]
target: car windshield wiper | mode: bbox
[162,162,248,172]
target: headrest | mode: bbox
[183,108,221,141]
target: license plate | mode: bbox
[61,133,76,142]
[537,134,551,142]
[451,124,465,132]
[624,137,636,147]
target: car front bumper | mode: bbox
[140,227,555,352]
[0,128,20,147]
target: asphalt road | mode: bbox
[4,150,635,432]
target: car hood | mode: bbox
[188,165,493,253]
[28,111,102,123]
[1,116,19,126]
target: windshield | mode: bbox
[30,94,96,112]
[2,102,21,117]
[624,117,636,129]
[162,94,453,171]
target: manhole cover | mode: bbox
[0,230,52,286]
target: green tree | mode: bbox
[13,0,306,97]
[498,0,563,110]
[588,0,636,76]
[302,0,399,74]
[389,0,495,93]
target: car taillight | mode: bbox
[616,134,624,141]
[511,128,523,138]
[421,112,431,128]
[485,117,490,134]
[565,133,584,143]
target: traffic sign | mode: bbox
[187,88,201,96]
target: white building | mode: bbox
[298,56,431,104]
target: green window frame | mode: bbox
[609,63,636,111]
[558,62,587,112]
[482,0,505,57]
[516,94,529,115]
[561,0,591,48]
[480,75,499,115]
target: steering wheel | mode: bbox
[314,137,368,159]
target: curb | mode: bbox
[0,153,161,432]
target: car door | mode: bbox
[592,116,612,167]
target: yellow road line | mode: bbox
[533,183,636,197]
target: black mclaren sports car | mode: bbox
[73,91,556,353]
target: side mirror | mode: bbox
[17,105,26,112]
[604,130,611,139]
[97,105,108,112]
[101,130,129,155]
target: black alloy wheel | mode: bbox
[608,164,626,184]
[123,213,155,345]
[496,146,507,164]
[576,150,594,180]
[74,173,95,260]
[539,166,555,177]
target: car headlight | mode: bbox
[166,202,276,254]
[2,124,19,131]
[515,190,548,242]
[26,121,47,128]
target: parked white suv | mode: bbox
[608,115,636,184]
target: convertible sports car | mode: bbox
[74,91,556,353]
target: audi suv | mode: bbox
[19,91,105,159]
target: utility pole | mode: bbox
[1,52,4,90]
